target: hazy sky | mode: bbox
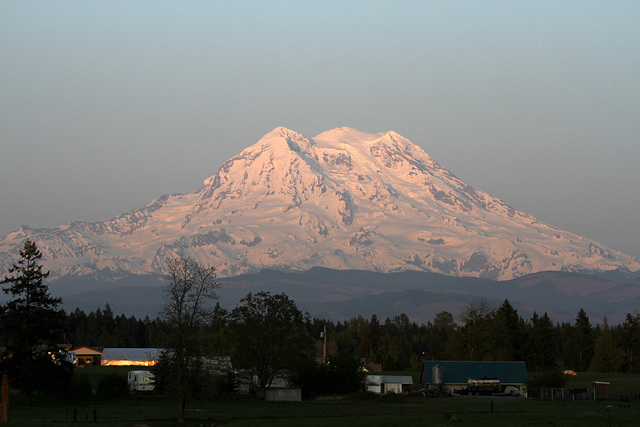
[1,1,639,259]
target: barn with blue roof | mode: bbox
[421,361,528,397]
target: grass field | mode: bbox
[5,368,639,426]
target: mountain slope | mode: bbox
[51,268,640,325]
[1,127,638,282]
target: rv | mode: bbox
[128,370,155,392]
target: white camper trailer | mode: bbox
[128,370,155,392]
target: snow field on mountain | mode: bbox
[1,127,638,282]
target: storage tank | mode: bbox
[432,364,443,387]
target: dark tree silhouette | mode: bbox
[156,256,221,424]
[229,291,313,397]
[0,240,69,404]
[565,308,594,371]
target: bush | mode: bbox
[213,370,240,395]
[380,391,404,403]
[66,375,93,399]
[152,354,223,398]
[294,353,365,397]
[97,372,128,398]
[347,391,379,400]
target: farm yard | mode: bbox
[5,368,639,426]
[2,244,639,425]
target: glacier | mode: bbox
[1,126,638,283]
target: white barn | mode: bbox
[365,375,413,394]
[100,348,162,366]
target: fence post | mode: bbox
[0,375,9,422]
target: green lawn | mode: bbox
[73,365,133,388]
[4,369,639,426]
[7,393,639,427]
[564,372,640,397]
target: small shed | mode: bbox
[593,381,610,400]
[70,346,102,365]
[100,348,162,366]
[422,361,528,396]
[365,375,413,394]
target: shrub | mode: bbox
[97,372,128,398]
[66,375,93,399]
[347,391,379,400]
[380,391,404,403]
[294,353,365,397]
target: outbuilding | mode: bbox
[422,361,528,397]
[365,375,413,394]
[100,348,162,366]
[70,346,102,365]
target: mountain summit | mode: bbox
[1,127,638,283]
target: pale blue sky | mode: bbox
[1,1,639,259]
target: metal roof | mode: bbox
[365,375,413,386]
[101,348,162,362]
[70,346,102,355]
[422,361,528,385]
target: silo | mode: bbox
[432,364,443,388]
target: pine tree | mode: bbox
[0,240,69,404]
[565,309,594,372]
[360,314,381,360]
[493,299,525,361]
[621,313,640,372]
[527,312,558,371]
[589,317,620,373]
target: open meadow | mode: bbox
[5,368,639,426]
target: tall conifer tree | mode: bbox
[621,313,640,372]
[0,240,69,404]
[565,308,594,372]
[589,317,619,373]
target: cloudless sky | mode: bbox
[1,1,639,259]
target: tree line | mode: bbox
[64,296,640,375]
[2,240,639,415]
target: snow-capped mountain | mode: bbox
[1,127,638,283]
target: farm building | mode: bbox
[421,361,528,397]
[201,356,233,374]
[365,375,413,394]
[70,346,102,365]
[362,360,382,372]
[100,348,162,366]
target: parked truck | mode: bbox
[128,370,155,392]
[456,377,501,395]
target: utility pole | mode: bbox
[322,322,327,364]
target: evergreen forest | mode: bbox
[65,299,640,374]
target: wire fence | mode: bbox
[540,388,594,401]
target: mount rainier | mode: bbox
[1,127,638,285]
